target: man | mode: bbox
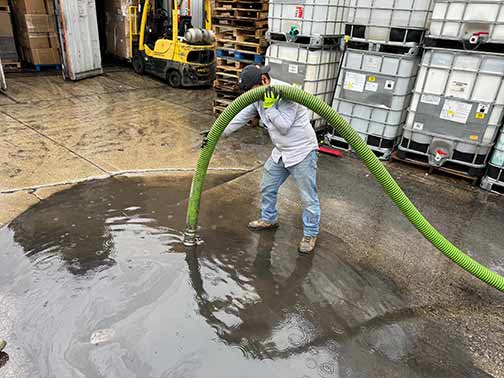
[223,64,320,254]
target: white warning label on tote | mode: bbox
[477,103,490,114]
[385,80,395,90]
[365,82,378,92]
[288,64,299,74]
[440,100,472,124]
[448,80,469,97]
[364,56,381,72]
[343,72,366,92]
[294,5,304,19]
[421,94,441,106]
[413,122,424,130]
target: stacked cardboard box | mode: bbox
[12,0,60,65]
[104,0,137,60]
[0,0,19,63]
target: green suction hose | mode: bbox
[184,85,504,293]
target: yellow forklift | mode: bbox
[130,0,215,87]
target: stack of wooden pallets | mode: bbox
[212,0,269,115]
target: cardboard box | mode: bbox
[18,31,58,49]
[0,0,10,8]
[0,12,14,37]
[12,0,54,15]
[16,13,56,33]
[21,46,59,64]
[105,13,130,59]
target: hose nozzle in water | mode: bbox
[183,227,197,247]
[185,85,504,294]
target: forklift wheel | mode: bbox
[167,70,182,88]
[132,53,145,75]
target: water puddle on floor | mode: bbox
[0,175,494,378]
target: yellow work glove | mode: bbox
[263,87,281,109]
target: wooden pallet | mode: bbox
[215,0,268,8]
[215,26,268,44]
[217,57,248,70]
[391,150,480,185]
[216,48,265,65]
[1,60,21,71]
[214,78,240,92]
[213,93,238,114]
[214,17,268,29]
[214,7,268,20]
[215,69,240,86]
[214,23,267,36]
[216,39,266,54]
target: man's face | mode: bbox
[252,74,271,89]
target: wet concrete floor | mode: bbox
[1,154,503,377]
[0,68,271,225]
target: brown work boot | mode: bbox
[248,219,279,231]
[0,339,6,352]
[298,236,317,254]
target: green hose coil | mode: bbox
[185,85,504,293]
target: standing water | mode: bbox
[0,174,499,378]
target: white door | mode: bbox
[0,57,6,92]
[55,0,102,80]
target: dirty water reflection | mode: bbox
[0,176,493,378]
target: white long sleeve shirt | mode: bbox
[222,95,319,168]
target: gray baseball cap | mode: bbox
[239,65,271,91]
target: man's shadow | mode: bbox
[185,231,314,359]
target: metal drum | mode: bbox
[328,48,420,159]
[400,47,504,175]
[266,41,342,130]
[344,0,434,45]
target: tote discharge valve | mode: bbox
[184,85,504,294]
[130,0,215,87]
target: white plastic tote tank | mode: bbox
[268,0,346,38]
[429,0,504,44]
[266,42,341,129]
[401,48,504,172]
[344,0,434,45]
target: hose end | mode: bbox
[183,227,197,247]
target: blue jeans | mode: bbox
[261,150,320,237]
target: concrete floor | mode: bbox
[1,68,504,377]
[0,67,271,226]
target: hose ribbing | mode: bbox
[185,85,504,293]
